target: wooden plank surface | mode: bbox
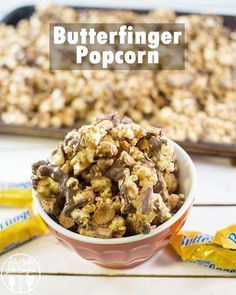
[1,136,236,204]
[0,134,235,295]
[0,207,235,277]
[0,276,235,295]
[1,115,236,159]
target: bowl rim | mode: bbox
[33,140,197,245]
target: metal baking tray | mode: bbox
[1,5,236,158]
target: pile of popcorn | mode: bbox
[0,4,236,143]
[32,114,184,238]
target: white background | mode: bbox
[0,1,236,294]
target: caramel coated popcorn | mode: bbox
[32,114,184,238]
[1,4,236,144]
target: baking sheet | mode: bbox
[1,5,236,158]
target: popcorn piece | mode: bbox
[92,203,115,225]
[59,211,75,228]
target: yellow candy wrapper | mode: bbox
[170,224,236,274]
[0,182,32,207]
[214,224,236,250]
[0,207,48,255]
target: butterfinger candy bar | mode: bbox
[171,224,236,273]
[0,208,48,255]
[214,224,236,250]
[0,182,32,207]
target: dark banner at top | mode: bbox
[50,23,185,70]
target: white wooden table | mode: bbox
[0,134,236,294]
[0,1,236,294]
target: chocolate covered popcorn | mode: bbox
[32,114,184,238]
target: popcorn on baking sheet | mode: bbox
[0,4,236,144]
